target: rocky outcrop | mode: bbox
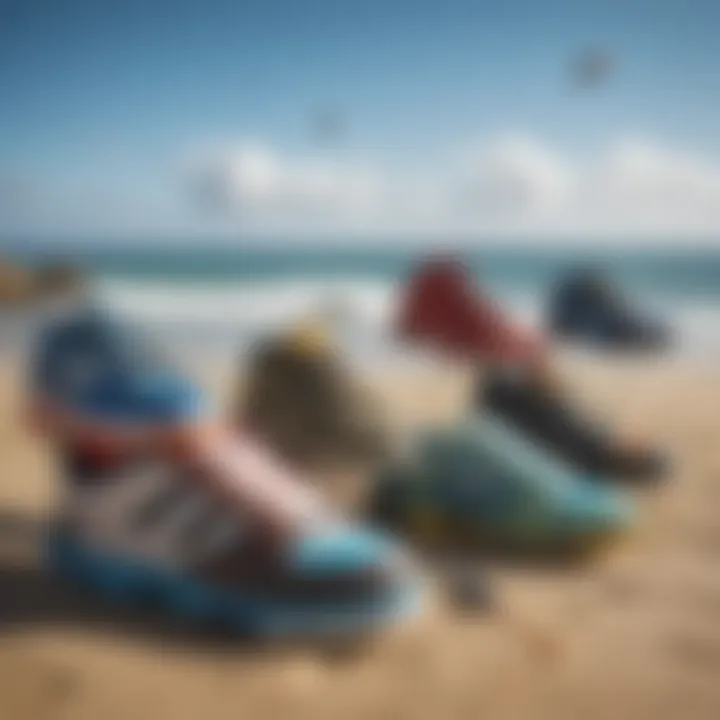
[0,259,86,306]
[0,261,35,304]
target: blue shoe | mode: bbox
[369,415,634,556]
[33,309,423,638]
[549,270,671,351]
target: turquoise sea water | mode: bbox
[3,242,720,359]
[6,243,720,299]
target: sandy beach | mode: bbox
[1,353,719,720]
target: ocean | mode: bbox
[4,243,720,361]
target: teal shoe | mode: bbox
[368,414,634,556]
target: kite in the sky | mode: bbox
[572,48,615,90]
[310,108,346,144]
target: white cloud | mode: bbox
[189,142,384,222]
[456,134,573,216]
[589,139,720,232]
[187,133,720,240]
[3,133,719,242]
[5,133,703,242]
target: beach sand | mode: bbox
[1,353,720,720]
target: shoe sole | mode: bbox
[44,531,423,639]
[392,503,627,560]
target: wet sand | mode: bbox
[1,355,719,720]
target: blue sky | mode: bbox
[1,0,719,242]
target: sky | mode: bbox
[1,0,719,244]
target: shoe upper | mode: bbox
[396,258,542,363]
[32,309,208,426]
[481,370,666,481]
[58,450,409,606]
[239,330,387,466]
[549,271,669,348]
[406,415,633,537]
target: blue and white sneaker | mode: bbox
[32,309,423,638]
[31,308,207,430]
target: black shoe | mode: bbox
[479,370,667,484]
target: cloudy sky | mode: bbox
[1,0,719,244]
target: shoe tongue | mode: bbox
[195,430,331,532]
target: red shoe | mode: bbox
[396,257,543,364]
